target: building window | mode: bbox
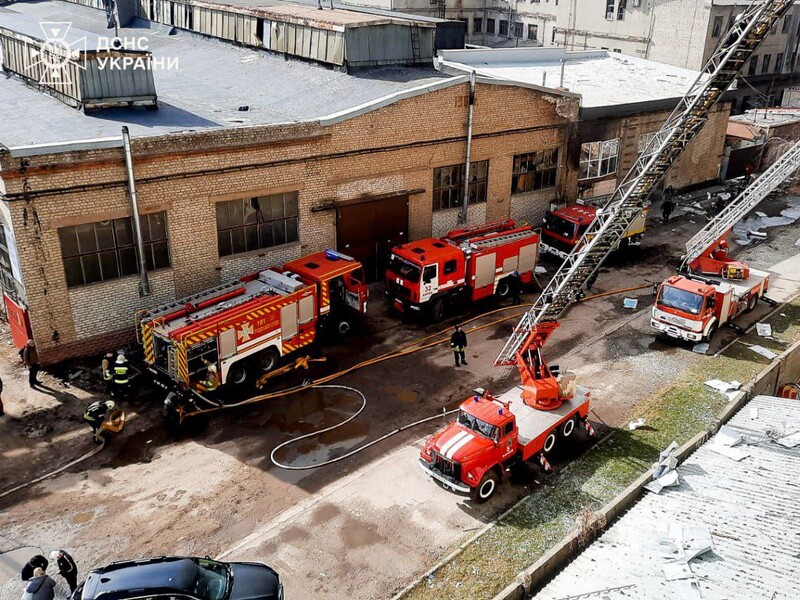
[514,21,523,38]
[528,24,538,41]
[638,132,658,154]
[776,52,784,72]
[499,20,509,36]
[791,52,797,70]
[605,0,614,20]
[432,161,489,211]
[59,212,171,287]
[748,55,758,76]
[511,149,559,194]
[783,14,792,33]
[580,139,619,180]
[474,17,482,33]
[712,16,723,37]
[444,259,457,275]
[486,18,495,34]
[762,54,771,73]
[216,193,299,257]
[617,0,626,21]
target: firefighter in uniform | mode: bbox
[450,324,468,367]
[101,352,114,393]
[83,400,116,445]
[112,354,130,399]
[196,359,219,392]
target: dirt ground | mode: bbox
[1,191,799,600]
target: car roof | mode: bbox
[82,557,200,599]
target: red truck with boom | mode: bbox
[385,219,539,321]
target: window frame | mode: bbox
[712,15,723,37]
[432,161,489,212]
[59,212,171,288]
[783,14,792,33]
[617,0,626,21]
[579,139,620,181]
[499,19,509,36]
[443,259,458,275]
[776,52,785,72]
[748,55,758,76]
[216,192,300,258]
[761,53,772,74]
[486,18,495,34]
[513,21,523,39]
[510,149,560,195]
[605,0,615,20]
[473,17,482,33]
[527,23,538,41]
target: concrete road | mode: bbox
[0,193,799,600]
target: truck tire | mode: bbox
[429,298,445,323]
[495,278,511,299]
[258,348,280,373]
[746,293,759,313]
[470,470,500,504]
[337,318,352,336]
[702,323,717,344]
[543,430,558,454]
[227,361,249,386]
[560,417,576,438]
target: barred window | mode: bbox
[433,161,489,212]
[580,139,619,180]
[511,149,559,194]
[59,212,171,287]
[216,192,299,257]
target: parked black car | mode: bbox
[72,556,283,600]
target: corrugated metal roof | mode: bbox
[536,395,800,600]
[727,121,760,141]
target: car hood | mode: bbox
[430,424,493,462]
[229,562,281,600]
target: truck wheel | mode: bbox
[258,348,280,373]
[543,430,558,454]
[227,361,249,386]
[560,417,576,438]
[337,319,352,336]
[495,278,511,299]
[470,470,499,504]
[702,324,717,344]
[429,299,445,323]
[746,293,759,313]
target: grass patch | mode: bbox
[402,352,768,600]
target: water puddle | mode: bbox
[733,196,800,245]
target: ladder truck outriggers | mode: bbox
[651,139,800,343]
[419,0,793,503]
[138,250,367,419]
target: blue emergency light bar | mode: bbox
[325,249,355,262]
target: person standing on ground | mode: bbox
[0,373,4,417]
[661,197,675,224]
[663,185,674,203]
[49,550,78,593]
[112,354,130,399]
[83,400,116,445]
[22,567,56,600]
[101,352,114,394]
[508,271,522,306]
[21,556,48,582]
[450,324,468,368]
[22,339,41,389]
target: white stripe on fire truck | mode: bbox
[445,433,474,459]
[439,430,469,456]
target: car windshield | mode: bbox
[193,559,230,600]
[458,410,499,440]
[388,254,421,282]
[544,213,578,240]
[658,285,705,315]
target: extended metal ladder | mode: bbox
[141,279,245,322]
[495,0,794,367]
[682,138,800,267]
[469,229,537,250]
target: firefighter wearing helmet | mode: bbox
[83,400,117,445]
[112,353,130,399]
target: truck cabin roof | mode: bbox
[663,275,713,296]
[553,205,597,224]
[284,250,362,282]
[461,395,514,427]
[393,238,462,265]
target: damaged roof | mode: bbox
[537,394,800,600]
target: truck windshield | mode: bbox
[388,254,421,282]
[544,213,577,240]
[458,410,499,440]
[658,285,704,315]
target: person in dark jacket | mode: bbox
[23,567,56,600]
[49,550,78,592]
[0,373,4,417]
[508,271,523,306]
[450,324,468,367]
[22,339,41,389]
[21,555,48,582]
[83,400,116,445]
[661,198,675,224]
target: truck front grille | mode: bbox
[431,452,461,479]
[388,280,411,299]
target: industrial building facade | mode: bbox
[0,78,582,363]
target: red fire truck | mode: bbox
[139,250,367,405]
[541,202,648,260]
[419,378,591,503]
[385,220,539,321]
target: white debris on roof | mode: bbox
[536,395,800,600]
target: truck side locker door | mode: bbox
[500,420,517,459]
[219,327,237,360]
[518,243,538,276]
[343,267,367,313]
[474,253,495,291]
[421,264,438,302]
[718,291,732,325]
[280,302,299,340]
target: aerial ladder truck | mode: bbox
[651,138,800,343]
[419,0,794,503]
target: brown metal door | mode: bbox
[337,194,409,282]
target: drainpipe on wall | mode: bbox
[121,126,151,297]
[459,71,476,226]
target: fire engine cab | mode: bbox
[138,250,367,410]
[541,203,648,260]
[385,220,539,321]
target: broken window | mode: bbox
[216,192,299,257]
[528,24,538,41]
[511,149,559,194]
[762,54,771,73]
[432,161,489,212]
[776,53,785,72]
[712,16,723,37]
[486,18,495,34]
[514,22,523,38]
[59,212,171,287]
[474,17,482,33]
[579,139,619,180]
[499,20,509,36]
[617,0,626,21]
[605,0,615,20]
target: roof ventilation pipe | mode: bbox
[122,126,151,297]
